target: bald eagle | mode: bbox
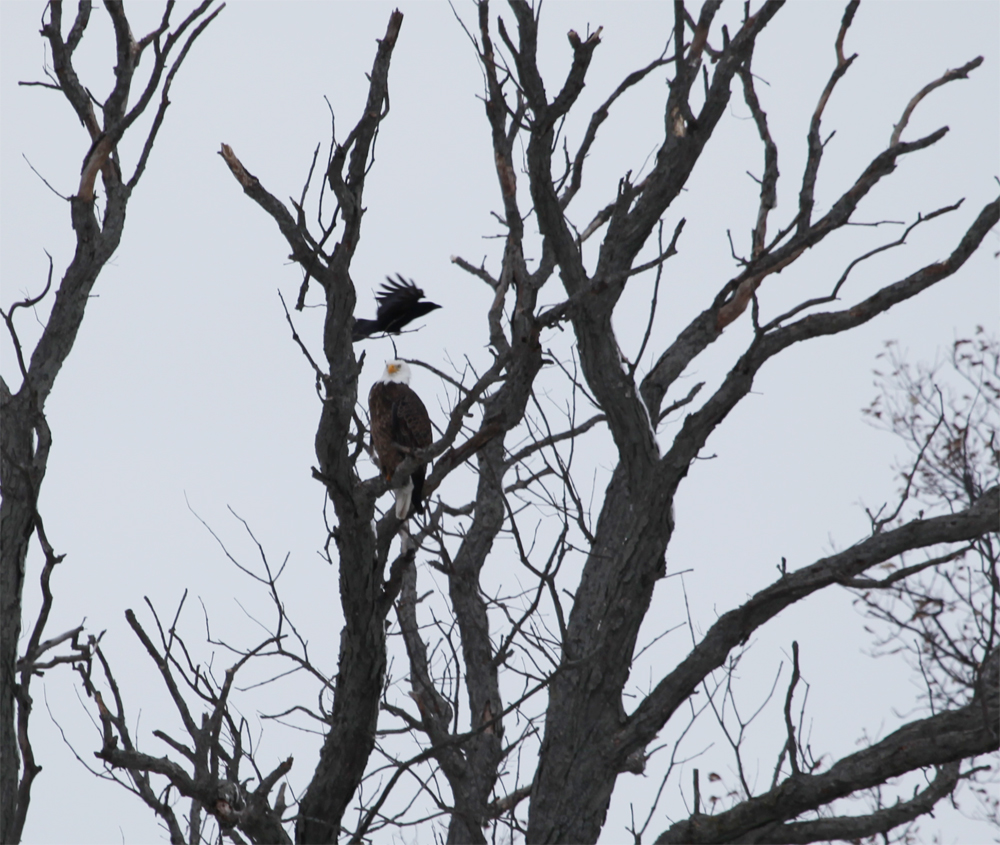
[353,275,441,342]
[369,360,433,519]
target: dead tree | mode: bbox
[0,3,220,843]
[848,333,1000,837]
[17,2,997,844]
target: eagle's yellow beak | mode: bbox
[387,363,400,375]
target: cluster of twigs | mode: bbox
[3,2,997,844]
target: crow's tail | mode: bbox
[352,318,381,341]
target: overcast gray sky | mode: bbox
[2,2,998,842]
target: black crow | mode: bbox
[352,275,441,342]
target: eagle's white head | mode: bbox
[380,359,412,384]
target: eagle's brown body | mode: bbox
[369,371,433,517]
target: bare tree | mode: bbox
[7,2,997,844]
[849,332,1000,839]
[0,2,220,842]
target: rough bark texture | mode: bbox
[290,14,406,841]
[1,3,219,841]
[657,646,999,843]
[9,3,997,843]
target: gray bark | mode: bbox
[499,0,996,836]
[1,4,219,841]
[11,3,996,844]
[657,647,999,843]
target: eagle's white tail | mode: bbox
[395,478,414,519]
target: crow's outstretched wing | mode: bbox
[352,274,441,341]
[375,275,440,334]
[376,275,423,308]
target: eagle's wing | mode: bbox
[369,381,398,478]
[391,386,432,452]
[370,380,433,518]
[391,386,433,516]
